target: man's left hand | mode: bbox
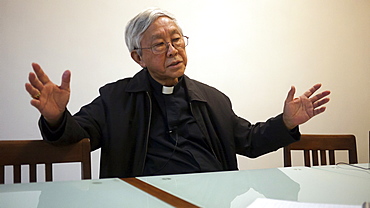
[283,84,331,130]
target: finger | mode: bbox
[310,90,331,103]
[313,97,330,108]
[303,83,322,98]
[60,70,71,91]
[25,83,41,99]
[30,98,41,110]
[313,106,327,116]
[28,72,44,92]
[32,63,51,85]
[285,86,296,103]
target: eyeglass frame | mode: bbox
[134,36,189,55]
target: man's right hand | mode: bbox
[25,63,71,127]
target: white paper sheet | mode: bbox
[247,198,361,208]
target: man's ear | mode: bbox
[131,51,146,68]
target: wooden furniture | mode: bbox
[0,138,91,184]
[283,134,358,167]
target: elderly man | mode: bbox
[25,8,330,178]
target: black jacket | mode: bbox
[41,68,299,178]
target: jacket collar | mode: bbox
[126,68,207,103]
[184,76,207,103]
[125,68,152,93]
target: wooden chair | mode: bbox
[0,138,91,184]
[283,134,358,167]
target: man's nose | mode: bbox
[166,42,178,56]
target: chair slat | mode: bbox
[0,165,4,184]
[283,148,291,167]
[329,150,335,165]
[312,150,319,166]
[14,165,21,183]
[320,150,327,165]
[30,164,37,182]
[45,163,52,182]
[283,134,357,167]
[303,150,310,167]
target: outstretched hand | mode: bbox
[283,84,330,130]
[25,63,71,127]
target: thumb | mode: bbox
[60,70,71,91]
[285,86,296,103]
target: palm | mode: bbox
[284,95,314,125]
[25,63,71,125]
[283,84,330,129]
[37,81,70,120]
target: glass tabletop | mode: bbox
[311,163,370,179]
[138,167,370,208]
[0,178,174,208]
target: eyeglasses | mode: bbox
[135,36,189,55]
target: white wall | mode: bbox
[1,0,369,180]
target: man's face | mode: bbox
[133,16,187,86]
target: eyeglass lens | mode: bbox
[152,36,188,54]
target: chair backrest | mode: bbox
[0,138,91,184]
[283,134,357,167]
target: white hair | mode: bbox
[124,8,183,55]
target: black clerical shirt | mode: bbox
[143,75,222,176]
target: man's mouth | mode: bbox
[168,61,182,67]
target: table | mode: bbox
[1,164,369,208]
[312,163,370,179]
[138,164,370,208]
[0,178,175,208]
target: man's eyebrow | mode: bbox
[151,34,163,40]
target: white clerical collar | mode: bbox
[162,86,174,94]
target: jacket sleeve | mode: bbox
[234,113,300,158]
[39,96,106,151]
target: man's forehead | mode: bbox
[146,17,181,38]
[150,29,181,39]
